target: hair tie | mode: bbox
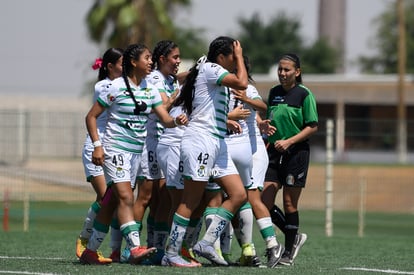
[92,58,103,70]
[196,55,207,70]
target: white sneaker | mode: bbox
[192,241,228,266]
[161,254,201,267]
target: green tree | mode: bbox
[173,27,207,60]
[238,12,338,74]
[85,0,191,49]
[302,38,339,74]
[358,0,414,73]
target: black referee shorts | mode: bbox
[264,142,310,188]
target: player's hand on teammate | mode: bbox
[175,113,188,126]
[228,105,251,120]
[231,89,248,102]
[227,119,242,134]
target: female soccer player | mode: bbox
[162,36,250,267]
[80,43,187,265]
[76,47,123,262]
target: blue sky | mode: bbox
[0,0,391,98]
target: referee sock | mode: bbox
[270,204,287,234]
[284,211,299,254]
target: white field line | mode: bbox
[0,256,64,260]
[341,267,414,274]
[0,271,60,275]
[0,256,65,275]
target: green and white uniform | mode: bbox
[180,62,238,181]
[139,70,179,180]
[225,86,253,188]
[245,85,268,190]
[82,78,110,181]
[97,76,162,186]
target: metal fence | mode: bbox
[1,109,414,164]
[0,110,85,164]
[0,109,413,215]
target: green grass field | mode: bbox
[1,201,414,275]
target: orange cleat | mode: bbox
[79,248,112,265]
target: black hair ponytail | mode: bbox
[121,43,149,115]
[98,48,124,81]
[174,64,198,115]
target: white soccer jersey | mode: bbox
[226,88,250,138]
[146,70,179,139]
[82,78,111,181]
[180,62,240,181]
[187,62,230,139]
[244,84,268,188]
[158,104,186,146]
[225,85,261,188]
[93,78,111,135]
[245,84,264,140]
[98,76,163,154]
[138,70,180,179]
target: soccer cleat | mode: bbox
[251,254,262,267]
[278,251,293,266]
[161,254,201,267]
[79,248,112,265]
[76,237,88,258]
[192,241,228,266]
[109,249,121,263]
[222,253,236,266]
[120,247,131,263]
[141,249,165,265]
[266,243,284,268]
[129,246,157,264]
[181,246,201,265]
[279,233,308,266]
[291,233,307,261]
[239,243,254,266]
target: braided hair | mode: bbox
[151,40,178,70]
[121,43,149,115]
[175,36,236,115]
[98,48,124,81]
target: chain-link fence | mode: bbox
[0,109,413,214]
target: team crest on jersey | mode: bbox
[94,166,103,173]
[116,167,125,178]
[144,88,152,99]
[107,93,115,102]
[197,165,206,177]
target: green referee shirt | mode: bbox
[266,83,318,144]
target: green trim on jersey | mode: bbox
[97,97,109,108]
[266,83,318,144]
[216,71,229,85]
